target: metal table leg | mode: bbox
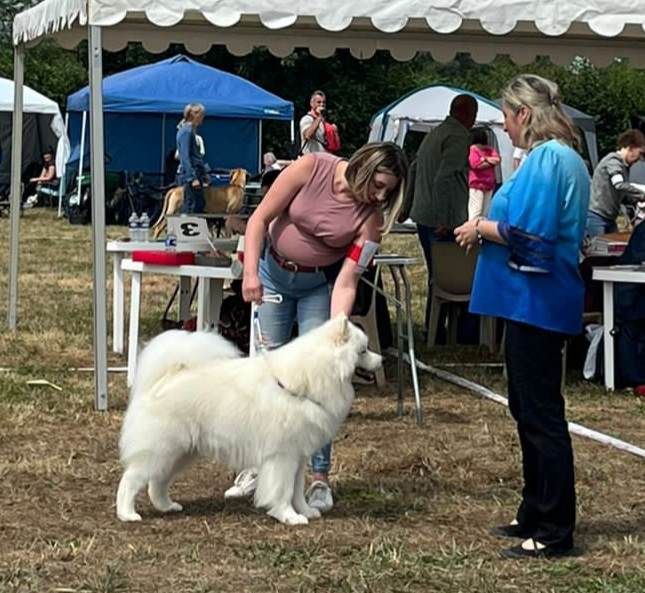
[389,265,405,417]
[126,271,141,387]
[399,265,423,425]
[602,280,615,391]
[112,252,124,353]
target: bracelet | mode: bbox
[475,217,485,245]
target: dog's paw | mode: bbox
[267,507,309,526]
[165,502,183,513]
[117,511,142,522]
[283,513,309,526]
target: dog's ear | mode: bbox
[332,314,350,345]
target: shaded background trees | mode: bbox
[1,13,644,162]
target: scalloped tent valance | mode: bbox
[13,0,645,66]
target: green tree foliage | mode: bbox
[1,14,644,165]
[0,1,38,43]
[0,41,88,106]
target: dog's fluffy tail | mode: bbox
[132,330,241,399]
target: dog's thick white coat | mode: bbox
[116,316,381,526]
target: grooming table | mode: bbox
[107,238,237,353]
[592,265,645,390]
[120,258,241,386]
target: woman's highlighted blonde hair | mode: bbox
[345,142,408,234]
[502,74,579,150]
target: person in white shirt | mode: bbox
[512,146,527,170]
[299,91,329,154]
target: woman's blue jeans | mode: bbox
[257,246,333,474]
[182,182,204,214]
[585,211,617,239]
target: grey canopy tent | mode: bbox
[561,104,599,170]
[8,1,645,410]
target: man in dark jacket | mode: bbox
[410,94,478,339]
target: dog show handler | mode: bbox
[176,102,209,214]
[227,142,408,512]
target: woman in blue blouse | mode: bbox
[455,75,590,559]
[176,103,208,214]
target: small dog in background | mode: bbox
[115,315,381,526]
[151,168,247,239]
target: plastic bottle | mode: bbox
[165,231,177,251]
[139,212,150,242]
[128,212,139,242]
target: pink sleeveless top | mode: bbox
[269,153,375,267]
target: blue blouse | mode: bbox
[469,140,590,335]
[176,122,206,185]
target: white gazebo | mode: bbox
[8,1,645,409]
[0,77,69,203]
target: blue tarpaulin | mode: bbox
[66,55,293,177]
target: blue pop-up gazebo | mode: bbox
[66,54,293,181]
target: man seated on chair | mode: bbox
[23,147,57,209]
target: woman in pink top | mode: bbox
[468,128,501,219]
[225,143,408,515]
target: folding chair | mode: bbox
[427,242,478,347]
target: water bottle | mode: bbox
[139,212,150,242]
[165,231,177,251]
[128,212,139,242]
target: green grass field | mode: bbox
[0,209,643,593]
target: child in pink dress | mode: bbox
[468,128,501,219]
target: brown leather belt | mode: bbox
[269,246,320,273]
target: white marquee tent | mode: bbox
[7,1,645,409]
[368,85,600,182]
[0,77,69,190]
[368,85,516,181]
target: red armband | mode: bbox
[346,243,362,263]
[346,240,380,272]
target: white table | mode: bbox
[107,239,237,353]
[592,265,645,390]
[121,258,241,386]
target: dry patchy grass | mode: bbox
[0,210,643,593]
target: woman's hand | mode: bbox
[191,179,201,188]
[242,272,263,304]
[454,219,479,252]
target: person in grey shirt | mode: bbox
[586,129,645,238]
[409,94,478,338]
[299,90,328,154]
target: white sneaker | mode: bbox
[224,468,258,499]
[23,195,37,209]
[305,480,333,513]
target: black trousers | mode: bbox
[505,320,576,549]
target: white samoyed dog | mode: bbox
[116,314,381,526]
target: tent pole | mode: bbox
[160,113,166,179]
[57,112,69,218]
[258,120,262,173]
[77,111,86,203]
[88,25,108,411]
[7,44,25,330]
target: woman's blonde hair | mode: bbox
[501,74,579,150]
[183,102,205,123]
[345,142,408,234]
